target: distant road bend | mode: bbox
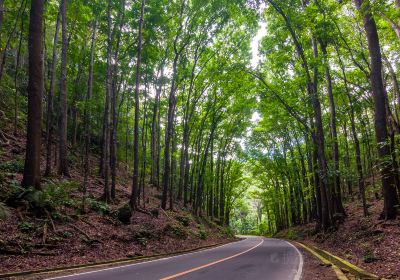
[48,236,303,280]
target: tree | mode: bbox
[22,0,44,189]
[58,0,70,177]
[45,4,61,176]
[354,0,399,219]
[131,0,146,209]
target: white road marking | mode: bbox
[285,240,304,280]
[45,238,252,280]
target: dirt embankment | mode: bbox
[277,198,400,279]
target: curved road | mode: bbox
[48,237,303,280]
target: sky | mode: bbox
[250,3,267,68]
[250,10,266,124]
[250,21,267,68]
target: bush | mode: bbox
[18,221,34,232]
[361,242,377,263]
[0,202,10,220]
[133,228,154,240]
[164,223,187,239]
[285,229,298,240]
[117,204,132,224]
[132,225,156,246]
[223,227,235,238]
[0,158,24,173]
[87,198,110,216]
[176,215,190,227]
[198,229,207,240]
[23,180,78,210]
[150,208,159,218]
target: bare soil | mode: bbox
[278,197,400,279]
[296,246,337,280]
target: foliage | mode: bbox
[0,202,10,220]
[163,223,188,239]
[87,198,110,216]
[117,204,132,224]
[176,215,191,227]
[18,221,34,232]
[0,158,24,173]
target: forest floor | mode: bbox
[0,124,236,274]
[277,196,400,279]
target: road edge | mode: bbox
[293,241,379,280]
[285,240,304,280]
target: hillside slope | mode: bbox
[0,125,235,274]
[276,197,400,279]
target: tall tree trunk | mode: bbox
[336,43,367,216]
[162,0,185,210]
[178,45,200,201]
[14,12,25,136]
[354,0,399,219]
[139,78,149,207]
[170,115,177,210]
[130,0,145,209]
[45,5,61,176]
[110,0,126,200]
[22,0,44,189]
[58,0,70,177]
[268,0,331,230]
[151,66,164,187]
[343,121,352,196]
[70,47,87,147]
[82,20,97,213]
[320,41,345,217]
[102,0,113,202]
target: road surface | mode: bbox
[48,236,303,280]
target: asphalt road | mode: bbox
[48,236,303,280]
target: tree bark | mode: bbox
[320,41,345,217]
[45,5,61,177]
[13,10,25,136]
[354,0,399,219]
[336,43,368,216]
[58,0,70,177]
[162,0,185,210]
[82,20,97,213]
[22,0,44,189]
[268,0,331,230]
[130,0,145,209]
[110,0,126,200]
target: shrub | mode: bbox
[361,242,377,263]
[18,221,34,232]
[0,158,24,173]
[132,226,156,246]
[176,215,190,227]
[198,229,207,240]
[150,208,159,218]
[117,204,132,224]
[23,180,78,210]
[164,223,187,239]
[0,202,10,220]
[87,198,110,216]
[285,229,298,240]
[223,227,235,238]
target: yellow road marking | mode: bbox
[160,238,264,280]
